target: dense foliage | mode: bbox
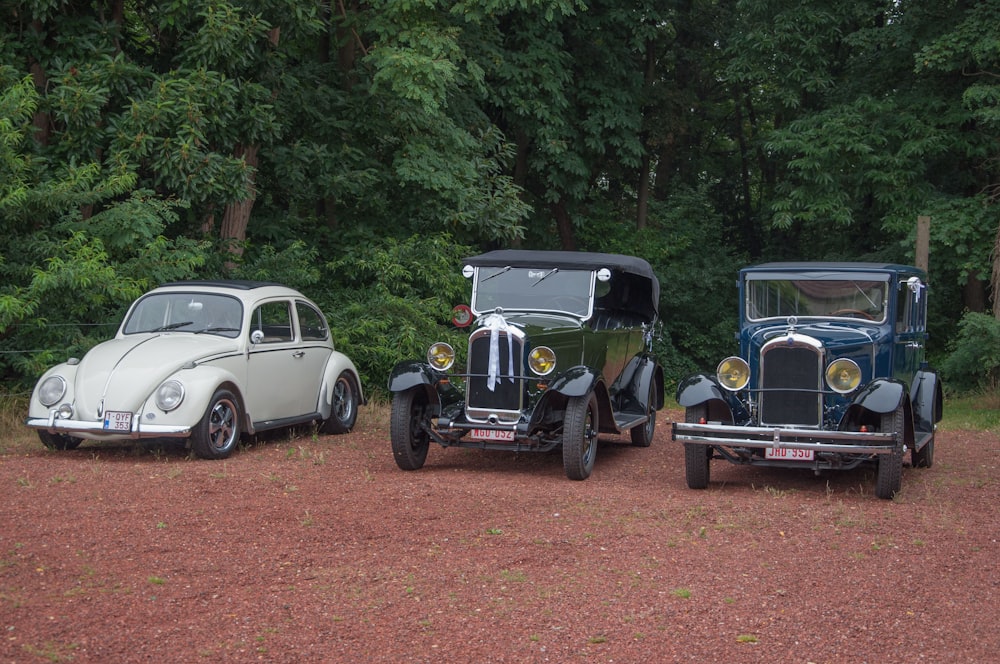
[1,0,998,396]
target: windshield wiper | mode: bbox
[480,266,511,282]
[530,268,559,287]
[152,321,193,331]
[852,282,879,310]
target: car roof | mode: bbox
[743,262,926,279]
[464,250,660,321]
[153,280,307,300]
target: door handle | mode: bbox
[293,351,305,358]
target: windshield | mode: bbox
[472,267,594,317]
[745,277,888,323]
[122,293,244,338]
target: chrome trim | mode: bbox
[672,421,897,456]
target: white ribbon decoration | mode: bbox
[482,312,515,391]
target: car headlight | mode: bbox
[155,380,185,411]
[38,376,67,407]
[528,346,556,376]
[427,342,455,371]
[717,356,750,391]
[825,359,862,394]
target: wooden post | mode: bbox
[916,216,930,273]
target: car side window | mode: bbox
[251,301,293,343]
[296,302,329,341]
[895,280,927,334]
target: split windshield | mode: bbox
[745,276,889,323]
[473,267,594,317]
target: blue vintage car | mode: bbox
[671,262,943,499]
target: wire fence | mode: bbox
[1,322,119,399]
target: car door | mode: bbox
[893,276,927,388]
[246,299,324,425]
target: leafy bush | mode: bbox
[940,311,1000,393]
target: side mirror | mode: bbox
[250,329,265,344]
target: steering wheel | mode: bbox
[830,308,874,320]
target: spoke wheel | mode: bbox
[630,382,657,448]
[191,389,241,460]
[563,392,599,480]
[683,404,710,489]
[390,389,430,470]
[320,371,360,434]
[875,405,905,499]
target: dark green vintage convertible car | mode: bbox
[388,250,664,480]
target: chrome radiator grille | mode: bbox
[758,343,823,427]
[466,331,523,420]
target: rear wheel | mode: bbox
[38,431,82,451]
[683,404,710,489]
[191,389,242,460]
[630,382,657,447]
[390,389,430,470]
[319,371,360,434]
[875,406,905,499]
[563,392,599,480]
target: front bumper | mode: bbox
[26,412,192,441]
[672,421,897,456]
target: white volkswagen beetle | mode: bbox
[26,280,364,459]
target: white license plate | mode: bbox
[766,447,814,461]
[470,428,515,442]
[103,411,133,431]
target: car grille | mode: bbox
[758,341,823,427]
[466,330,523,422]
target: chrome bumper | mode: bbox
[672,421,898,456]
[26,413,191,440]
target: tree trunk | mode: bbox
[550,200,576,251]
[219,144,260,259]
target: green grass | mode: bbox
[939,391,1000,432]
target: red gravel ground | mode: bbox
[1,406,997,663]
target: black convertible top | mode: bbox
[464,250,660,321]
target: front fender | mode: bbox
[675,373,726,408]
[851,378,906,415]
[547,365,601,398]
[388,360,440,393]
[142,364,246,427]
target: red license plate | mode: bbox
[103,411,133,431]
[766,447,814,461]
[470,428,515,442]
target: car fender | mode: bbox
[850,378,906,415]
[675,373,726,408]
[620,354,664,411]
[910,369,943,432]
[317,351,366,419]
[547,365,601,398]
[388,360,439,392]
[139,364,246,428]
[27,362,80,418]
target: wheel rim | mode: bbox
[209,399,238,450]
[333,377,354,422]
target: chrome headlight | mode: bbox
[38,376,67,407]
[155,380,185,411]
[427,342,455,371]
[717,356,750,391]
[825,359,862,394]
[528,346,557,376]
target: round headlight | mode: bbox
[826,359,862,394]
[528,346,557,376]
[717,356,750,391]
[38,376,67,407]
[427,342,455,371]
[155,380,185,411]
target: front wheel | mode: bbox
[191,389,242,460]
[683,405,710,489]
[320,371,360,434]
[875,406,905,499]
[390,389,431,471]
[38,431,83,451]
[563,392,599,480]
[630,382,657,448]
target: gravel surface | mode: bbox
[1,407,997,663]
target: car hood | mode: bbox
[746,321,883,380]
[70,334,241,415]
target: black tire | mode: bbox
[630,382,657,447]
[875,406,905,499]
[191,389,242,460]
[683,405,710,490]
[319,371,360,434]
[390,389,430,471]
[38,431,83,451]
[563,392,599,480]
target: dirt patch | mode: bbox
[1,407,997,662]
